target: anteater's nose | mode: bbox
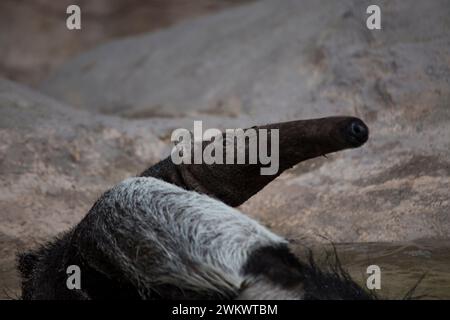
[346,119,369,146]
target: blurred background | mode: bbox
[0,0,252,85]
[0,0,449,299]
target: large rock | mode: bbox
[40,0,449,121]
[40,0,450,242]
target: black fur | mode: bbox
[243,245,375,300]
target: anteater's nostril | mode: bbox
[346,120,369,146]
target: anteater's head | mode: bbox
[143,116,369,206]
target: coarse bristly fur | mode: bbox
[18,177,375,300]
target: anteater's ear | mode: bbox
[141,116,369,207]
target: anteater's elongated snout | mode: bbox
[142,116,369,206]
[266,116,369,171]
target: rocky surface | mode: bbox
[1,0,449,299]
[40,0,450,242]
